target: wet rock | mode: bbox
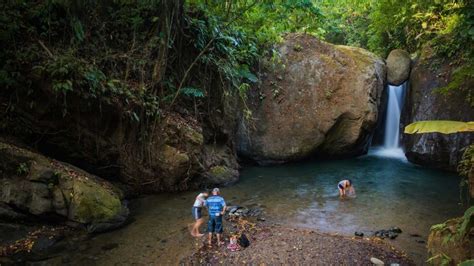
[202,165,239,187]
[374,227,402,239]
[388,232,398,239]
[389,227,402,234]
[386,49,411,85]
[354,231,364,237]
[237,33,385,164]
[200,145,240,186]
[401,44,474,171]
[227,206,241,214]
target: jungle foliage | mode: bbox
[0,0,473,122]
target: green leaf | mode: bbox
[404,121,474,134]
[459,259,474,266]
[237,65,258,83]
[181,87,205,98]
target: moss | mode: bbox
[184,127,204,146]
[336,45,376,70]
[209,166,229,178]
[70,179,122,224]
[162,145,189,165]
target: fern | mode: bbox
[181,87,205,98]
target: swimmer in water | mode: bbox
[338,179,355,198]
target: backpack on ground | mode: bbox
[238,233,250,248]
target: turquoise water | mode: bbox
[65,154,464,265]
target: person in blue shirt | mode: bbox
[205,187,226,247]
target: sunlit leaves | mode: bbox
[404,120,474,134]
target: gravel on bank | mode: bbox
[184,220,414,265]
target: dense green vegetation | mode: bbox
[0,0,472,121]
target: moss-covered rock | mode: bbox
[0,140,128,232]
[68,178,122,224]
[427,207,474,265]
[195,144,240,187]
[203,165,239,186]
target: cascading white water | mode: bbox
[371,82,407,160]
[384,83,405,148]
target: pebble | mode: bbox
[370,257,384,265]
[354,231,364,237]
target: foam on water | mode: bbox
[369,147,407,161]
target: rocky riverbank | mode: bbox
[0,200,418,265]
[184,217,414,265]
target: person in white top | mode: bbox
[191,191,209,237]
[338,179,355,198]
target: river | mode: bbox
[64,152,464,265]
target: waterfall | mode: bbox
[384,83,405,148]
[371,82,407,160]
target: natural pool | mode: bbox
[66,152,464,265]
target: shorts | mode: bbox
[338,183,344,190]
[192,207,202,220]
[207,215,223,234]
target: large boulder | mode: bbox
[237,34,386,164]
[0,140,128,232]
[386,49,411,85]
[427,207,474,265]
[401,45,474,171]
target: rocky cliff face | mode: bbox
[0,84,239,193]
[401,45,474,171]
[237,34,386,164]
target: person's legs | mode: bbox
[215,216,224,246]
[191,207,198,236]
[196,218,204,237]
[207,216,215,246]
